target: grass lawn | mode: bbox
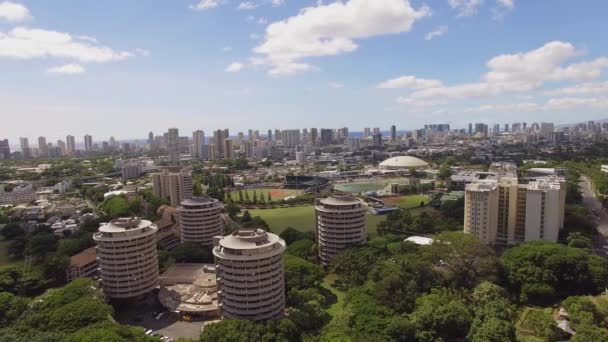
[249,200,434,236]
[229,188,303,203]
[321,273,346,318]
[249,205,388,236]
[383,194,430,209]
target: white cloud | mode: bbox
[222,46,233,52]
[225,61,244,72]
[257,17,268,25]
[328,82,344,89]
[0,27,135,63]
[269,0,284,6]
[47,63,86,75]
[396,97,445,107]
[463,97,608,113]
[0,1,31,22]
[425,26,448,41]
[496,0,514,9]
[376,75,443,89]
[190,0,219,10]
[448,0,483,17]
[253,0,430,76]
[135,48,150,56]
[249,33,260,40]
[395,41,608,101]
[544,82,608,96]
[237,1,258,10]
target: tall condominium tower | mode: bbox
[167,128,180,166]
[151,169,193,207]
[315,195,367,266]
[213,129,229,158]
[93,217,159,299]
[66,135,76,155]
[19,137,30,159]
[0,139,10,160]
[84,134,93,152]
[177,197,224,245]
[464,176,566,245]
[213,229,286,321]
[224,138,234,159]
[363,127,371,138]
[390,125,397,141]
[148,131,155,151]
[192,130,205,159]
[37,136,48,157]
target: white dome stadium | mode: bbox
[379,156,429,169]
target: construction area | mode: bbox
[158,263,219,319]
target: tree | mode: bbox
[284,254,324,290]
[0,292,29,328]
[43,254,70,284]
[469,318,515,342]
[225,201,240,220]
[26,231,58,261]
[571,325,608,342]
[0,223,24,240]
[238,190,244,203]
[200,319,298,342]
[438,163,451,180]
[267,192,272,202]
[423,232,498,289]
[252,190,258,204]
[66,322,154,342]
[171,242,213,263]
[567,232,593,249]
[501,241,608,304]
[280,227,314,245]
[286,239,315,260]
[410,288,472,341]
[47,297,113,333]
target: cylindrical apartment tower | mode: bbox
[177,197,224,245]
[213,229,286,321]
[93,217,159,299]
[315,195,367,266]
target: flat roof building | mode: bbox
[213,229,286,321]
[152,169,193,207]
[94,217,159,299]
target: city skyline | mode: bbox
[2,0,608,142]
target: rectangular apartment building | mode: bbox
[152,169,193,207]
[464,175,566,245]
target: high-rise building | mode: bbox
[363,127,371,138]
[213,129,229,158]
[166,128,180,166]
[56,140,66,156]
[267,129,273,141]
[224,138,234,159]
[84,134,93,152]
[152,169,193,207]
[281,129,301,147]
[320,129,333,146]
[390,125,397,141]
[37,136,48,158]
[0,139,10,160]
[468,123,473,135]
[94,217,159,299]
[19,137,30,159]
[372,127,380,135]
[66,135,76,155]
[372,133,383,146]
[213,229,286,321]
[192,130,205,159]
[177,197,224,245]
[315,195,367,266]
[540,122,555,140]
[464,176,566,245]
[493,124,500,135]
[148,131,155,151]
[504,124,509,132]
[310,128,318,145]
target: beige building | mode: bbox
[66,246,98,282]
[177,197,224,245]
[152,169,193,207]
[93,217,159,299]
[213,229,286,321]
[315,195,367,266]
[464,176,566,245]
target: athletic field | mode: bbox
[228,188,303,203]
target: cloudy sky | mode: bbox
[2,0,608,143]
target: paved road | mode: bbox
[580,176,608,258]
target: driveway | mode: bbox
[580,176,608,258]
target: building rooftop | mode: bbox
[98,217,153,233]
[180,196,218,206]
[404,236,434,245]
[216,229,283,250]
[69,246,97,267]
[319,194,362,206]
[379,156,428,169]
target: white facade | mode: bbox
[177,197,224,245]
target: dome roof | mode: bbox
[379,156,428,169]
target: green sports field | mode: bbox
[228,188,303,203]
[383,194,429,208]
[334,177,411,193]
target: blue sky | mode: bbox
[1,0,608,143]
